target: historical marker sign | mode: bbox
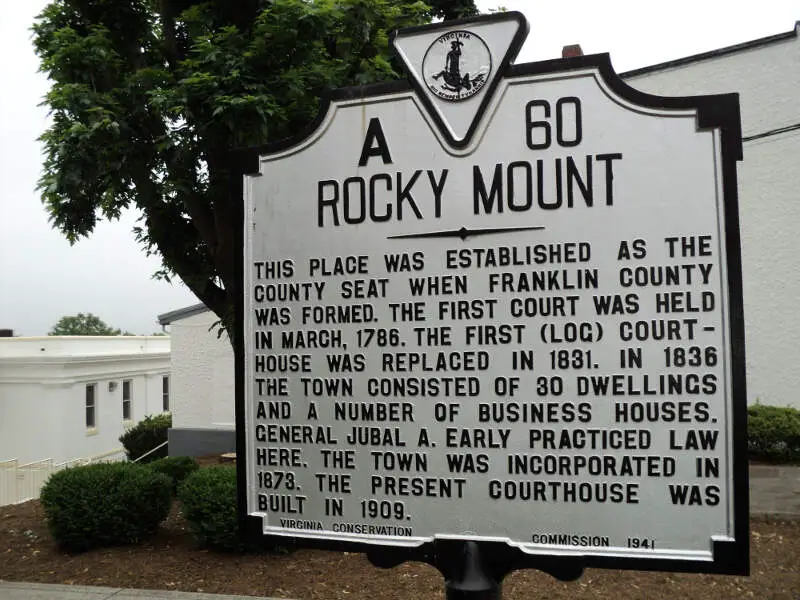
[236,12,748,575]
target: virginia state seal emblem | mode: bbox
[423,30,492,102]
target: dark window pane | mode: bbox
[86,384,96,428]
[162,376,169,411]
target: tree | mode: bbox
[49,313,127,336]
[32,0,478,344]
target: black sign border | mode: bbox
[232,26,748,578]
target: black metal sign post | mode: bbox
[442,542,502,600]
[368,540,584,599]
[233,11,748,598]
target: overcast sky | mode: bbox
[0,1,796,336]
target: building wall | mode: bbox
[0,337,171,465]
[169,310,235,430]
[625,25,800,407]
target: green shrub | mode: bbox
[40,462,172,552]
[748,404,800,463]
[178,466,292,554]
[178,465,250,552]
[119,413,172,463]
[148,456,199,494]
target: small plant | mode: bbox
[748,404,800,463]
[178,465,249,552]
[177,466,292,554]
[119,413,172,463]
[39,462,172,552]
[148,456,199,494]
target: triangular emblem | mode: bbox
[392,12,529,148]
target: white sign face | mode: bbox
[240,15,746,571]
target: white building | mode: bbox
[157,306,235,456]
[625,22,800,408]
[0,336,171,466]
[159,22,800,456]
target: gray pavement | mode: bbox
[1,464,798,600]
[0,583,283,600]
[749,463,800,518]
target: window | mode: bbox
[122,379,132,420]
[162,376,170,412]
[85,384,97,428]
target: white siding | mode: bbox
[169,311,235,429]
[0,337,171,465]
[626,26,800,407]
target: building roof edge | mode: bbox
[621,24,798,78]
[157,303,210,325]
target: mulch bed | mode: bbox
[1,459,798,599]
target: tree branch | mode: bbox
[132,164,228,321]
[159,0,183,68]
[165,145,218,252]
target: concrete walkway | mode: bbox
[749,463,800,518]
[0,583,282,600]
[1,464,798,600]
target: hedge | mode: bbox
[177,465,291,553]
[748,404,800,463]
[178,465,246,552]
[148,456,199,494]
[40,462,172,552]
[119,413,171,463]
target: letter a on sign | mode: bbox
[358,118,393,166]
